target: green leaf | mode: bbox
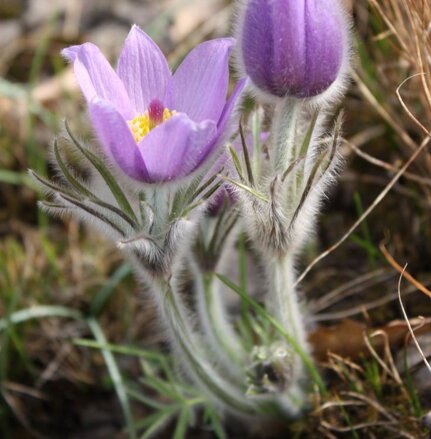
[281,155,306,182]
[195,181,223,205]
[229,146,245,182]
[65,121,138,223]
[54,140,92,196]
[30,169,79,199]
[206,198,229,258]
[58,194,126,236]
[54,142,138,229]
[299,111,319,158]
[189,171,220,204]
[214,211,239,258]
[239,120,255,186]
[322,111,342,174]
[289,149,328,228]
[252,108,262,180]
[203,405,227,439]
[39,200,65,209]
[127,388,168,410]
[138,409,175,439]
[184,180,224,214]
[141,374,181,401]
[173,408,191,439]
[217,175,268,202]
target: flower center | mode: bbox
[128,99,176,144]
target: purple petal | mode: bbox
[302,0,343,97]
[241,0,306,97]
[241,0,277,95]
[216,78,247,135]
[89,98,149,181]
[240,0,344,98]
[167,38,235,123]
[117,25,171,114]
[195,78,247,171]
[62,43,133,119]
[137,114,217,182]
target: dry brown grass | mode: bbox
[354,0,431,201]
[373,0,431,127]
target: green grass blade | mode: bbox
[0,306,84,331]
[87,318,137,439]
[353,192,378,269]
[90,263,132,316]
[0,170,34,187]
[73,339,164,362]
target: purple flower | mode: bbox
[237,0,348,99]
[62,25,246,183]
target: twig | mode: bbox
[380,242,431,298]
[396,73,431,137]
[398,266,431,375]
[295,136,431,286]
[353,72,417,151]
[345,138,431,187]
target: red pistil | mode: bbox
[148,99,165,125]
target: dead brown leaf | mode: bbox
[310,318,431,361]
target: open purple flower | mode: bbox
[62,25,245,183]
[237,0,348,99]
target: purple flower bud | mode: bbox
[236,0,349,99]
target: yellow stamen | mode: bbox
[128,108,177,144]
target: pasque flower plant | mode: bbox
[230,0,352,415]
[32,1,352,435]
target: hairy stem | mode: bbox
[197,269,246,369]
[265,252,309,386]
[158,277,279,415]
[131,257,280,416]
[272,98,301,176]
